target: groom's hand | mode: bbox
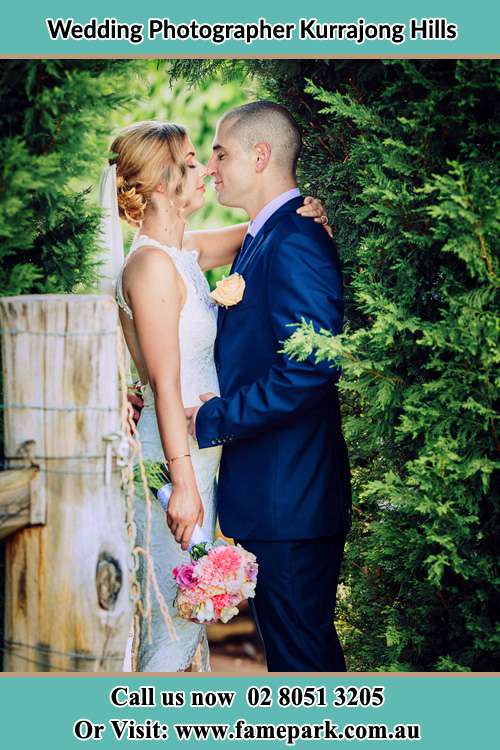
[185,406,199,437]
[185,393,217,437]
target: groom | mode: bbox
[187,101,352,672]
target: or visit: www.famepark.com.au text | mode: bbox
[171,718,421,743]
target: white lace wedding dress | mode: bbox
[116,234,222,671]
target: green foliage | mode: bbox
[133,460,170,499]
[0,60,146,295]
[175,60,500,671]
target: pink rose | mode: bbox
[173,563,195,588]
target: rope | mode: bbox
[115,328,179,669]
[40,468,121,476]
[2,459,121,478]
[0,329,117,337]
[0,640,124,672]
[3,638,125,662]
[4,454,114,460]
[0,644,80,672]
[0,404,116,412]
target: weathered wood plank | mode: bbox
[0,468,39,540]
[0,295,132,672]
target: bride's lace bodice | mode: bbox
[115,233,220,408]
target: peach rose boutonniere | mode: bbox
[209,273,246,308]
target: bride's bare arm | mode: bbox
[184,223,248,271]
[124,248,204,550]
[184,197,332,271]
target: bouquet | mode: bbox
[172,540,258,624]
[155,479,258,625]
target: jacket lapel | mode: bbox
[233,231,265,277]
[216,235,254,338]
[216,231,265,340]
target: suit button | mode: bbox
[215,362,221,372]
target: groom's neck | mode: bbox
[244,176,298,220]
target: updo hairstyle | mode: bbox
[110,121,188,226]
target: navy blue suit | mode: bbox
[196,196,351,671]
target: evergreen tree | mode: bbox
[0,61,144,295]
[172,60,499,670]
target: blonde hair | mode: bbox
[110,121,188,226]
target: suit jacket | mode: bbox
[196,196,352,540]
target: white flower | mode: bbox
[241,581,256,599]
[196,599,215,623]
[220,606,239,624]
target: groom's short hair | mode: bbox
[221,101,302,174]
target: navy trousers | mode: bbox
[238,535,347,672]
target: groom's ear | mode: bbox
[254,142,271,173]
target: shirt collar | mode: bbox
[248,187,301,238]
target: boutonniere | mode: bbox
[209,273,246,308]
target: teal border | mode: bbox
[1,0,499,56]
[0,675,497,748]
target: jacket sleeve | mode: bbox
[195,227,344,448]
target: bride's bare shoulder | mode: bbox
[123,244,176,278]
[121,245,184,307]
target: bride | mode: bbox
[99,120,329,672]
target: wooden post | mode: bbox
[0,295,132,671]
[0,467,40,541]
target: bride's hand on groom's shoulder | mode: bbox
[297,196,333,238]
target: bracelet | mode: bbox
[167,453,191,464]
